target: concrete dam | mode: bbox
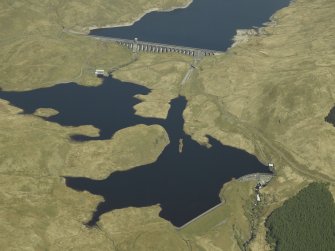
[91,36,223,57]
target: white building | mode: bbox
[95,69,105,76]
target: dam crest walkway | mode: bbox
[91,36,223,57]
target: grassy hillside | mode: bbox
[0,0,334,250]
[183,0,335,182]
[176,0,335,249]
[0,1,193,250]
[0,0,191,91]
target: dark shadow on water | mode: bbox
[0,76,270,227]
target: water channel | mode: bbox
[0,76,270,227]
[0,0,292,227]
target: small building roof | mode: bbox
[95,69,105,76]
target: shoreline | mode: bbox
[87,0,292,55]
[88,0,193,32]
[230,0,293,48]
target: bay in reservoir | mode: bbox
[0,0,293,227]
[0,76,270,227]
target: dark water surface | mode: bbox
[0,77,270,227]
[0,77,160,141]
[0,0,291,227]
[325,106,335,127]
[91,0,291,51]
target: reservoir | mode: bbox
[0,0,291,227]
[91,0,291,51]
[0,76,270,227]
